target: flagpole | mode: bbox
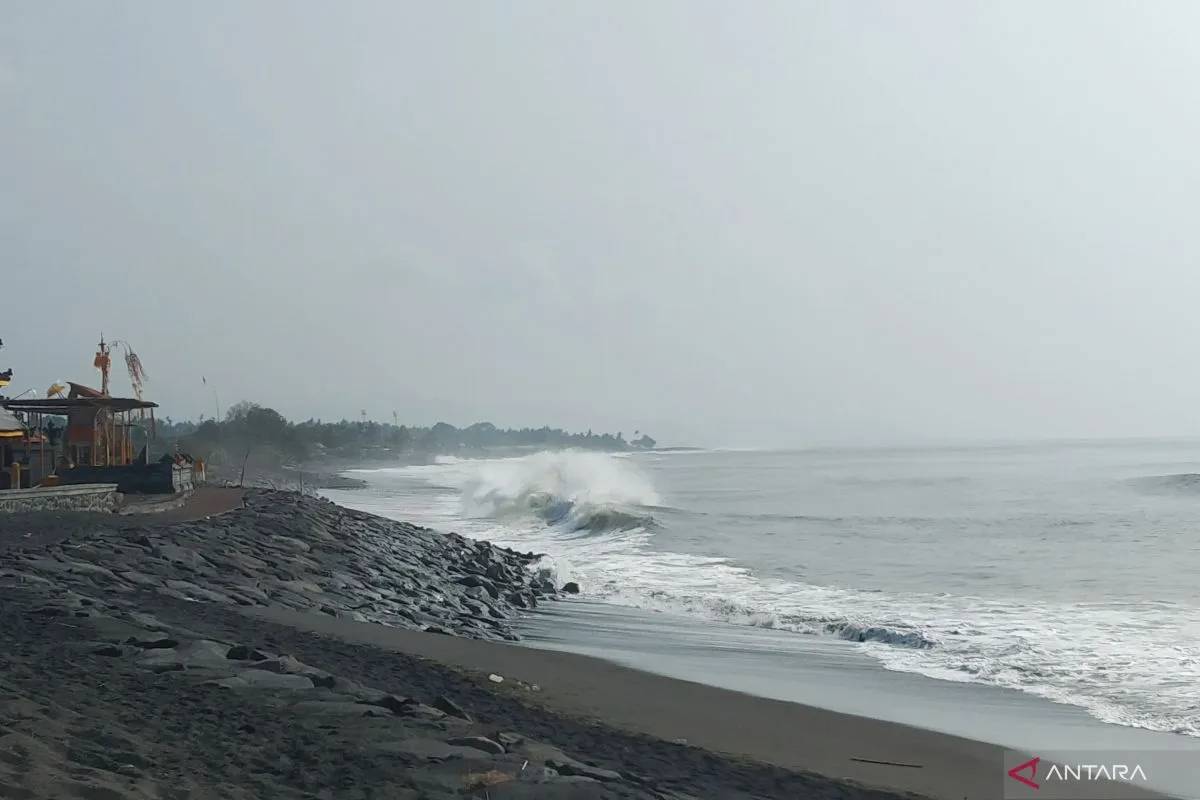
[203,377,221,421]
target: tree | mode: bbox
[224,400,260,422]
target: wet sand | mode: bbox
[249,604,1007,798]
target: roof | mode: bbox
[0,406,24,437]
[2,397,157,414]
[67,382,103,399]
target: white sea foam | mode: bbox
[332,450,1200,738]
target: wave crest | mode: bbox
[458,451,660,532]
[828,621,937,648]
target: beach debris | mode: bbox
[488,673,504,683]
[463,770,513,789]
[849,756,924,769]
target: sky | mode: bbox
[4,1,1200,447]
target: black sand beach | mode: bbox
[0,491,1168,799]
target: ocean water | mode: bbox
[327,443,1200,739]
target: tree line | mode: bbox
[156,402,656,465]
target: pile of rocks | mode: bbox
[0,491,914,800]
[101,619,641,796]
[0,490,557,641]
[0,585,689,800]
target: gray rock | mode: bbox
[496,732,525,748]
[162,579,232,603]
[155,543,208,568]
[141,639,231,670]
[446,736,505,755]
[21,558,72,576]
[226,644,269,661]
[398,702,448,722]
[513,741,597,774]
[503,770,606,795]
[547,760,623,782]
[213,670,315,690]
[364,694,414,715]
[374,737,490,760]
[561,582,581,594]
[126,637,178,649]
[326,676,384,701]
[455,575,499,598]
[292,701,392,718]
[117,570,161,587]
[432,694,471,720]
[127,612,169,631]
[267,534,311,552]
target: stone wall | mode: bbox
[0,484,119,514]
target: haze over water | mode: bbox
[330,442,1200,740]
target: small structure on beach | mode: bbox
[3,386,158,480]
[1,337,193,498]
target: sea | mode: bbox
[324,442,1200,752]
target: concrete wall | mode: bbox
[172,463,195,493]
[58,462,193,495]
[0,484,119,513]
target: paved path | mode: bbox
[134,486,245,523]
[0,486,244,550]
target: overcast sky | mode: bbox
[4,2,1200,447]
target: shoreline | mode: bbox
[321,460,1200,765]
[0,490,1185,799]
[247,604,1007,799]
[518,599,1200,754]
[320,475,1199,799]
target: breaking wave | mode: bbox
[829,622,937,648]
[417,452,944,651]
[454,450,660,533]
[330,451,1200,739]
